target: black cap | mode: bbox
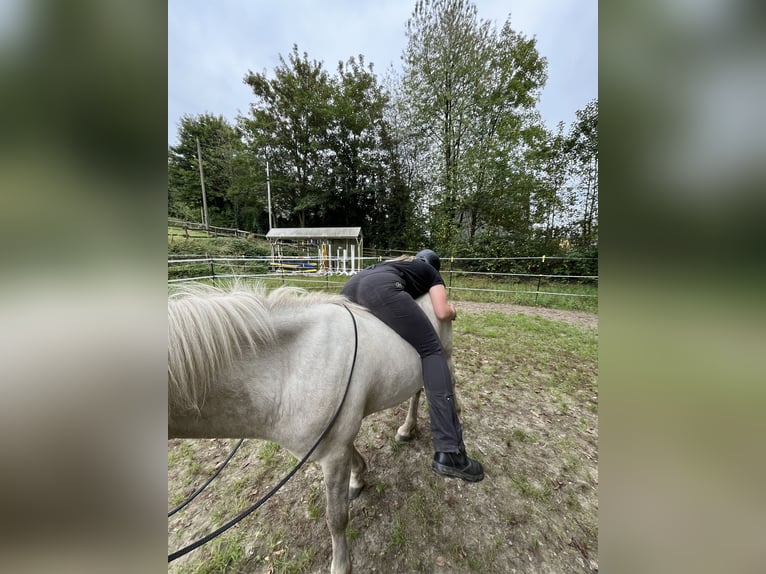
[415,249,441,271]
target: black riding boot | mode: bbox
[432,450,484,482]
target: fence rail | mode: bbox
[168,218,258,239]
[168,255,598,312]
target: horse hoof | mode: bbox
[395,433,413,443]
[349,485,364,501]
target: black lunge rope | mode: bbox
[168,304,359,562]
[168,438,245,517]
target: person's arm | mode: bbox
[428,284,457,321]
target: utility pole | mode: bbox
[196,136,209,231]
[266,160,273,230]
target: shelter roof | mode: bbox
[266,227,362,240]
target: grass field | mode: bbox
[445,273,597,313]
[168,272,597,314]
[169,226,212,239]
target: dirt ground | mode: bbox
[168,304,598,573]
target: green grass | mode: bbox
[168,490,187,508]
[386,514,407,550]
[445,273,597,312]
[511,475,554,503]
[245,529,314,574]
[306,483,323,520]
[345,523,359,541]
[167,441,207,495]
[169,225,211,238]
[457,312,597,391]
[508,428,537,444]
[257,441,281,466]
[248,273,597,313]
[168,231,272,281]
[177,531,245,574]
[168,441,196,467]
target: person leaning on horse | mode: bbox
[341,249,484,482]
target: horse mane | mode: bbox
[167,281,363,414]
[265,284,353,309]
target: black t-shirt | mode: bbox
[385,259,444,299]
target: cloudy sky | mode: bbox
[168,0,597,145]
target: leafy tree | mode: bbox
[322,56,389,229]
[382,71,431,248]
[401,0,547,253]
[168,114,261,229]
[524,120,571,253]
[565,98,598,249]
[242,45,335,228]
[327,57,424,248]
[240,46,423,247]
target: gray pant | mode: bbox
[342,266,464,453]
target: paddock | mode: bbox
[168,301,599,573]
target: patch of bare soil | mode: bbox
[169,304,598,573]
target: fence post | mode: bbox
[535,255,546,306]
[448,256,454,297]
[535,275,542,306]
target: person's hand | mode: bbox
[449,303,457,321]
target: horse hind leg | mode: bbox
[395,357,460,443]
[348,445,367,501]
[396,390,421,443]
[449,358,462,415]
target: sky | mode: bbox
[168,0,597,146]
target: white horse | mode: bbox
[168,281,453,574]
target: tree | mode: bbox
[565,99,598,249]
[240,46,423,247]
[168,114,260,229]
[322,56,389,229]
[326,56,424,248]
[400,0,547,253]
[525,120,571,252]
[242,45,335,228]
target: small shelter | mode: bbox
[265,227,363,275]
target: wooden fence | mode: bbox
[168,218,258,240]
